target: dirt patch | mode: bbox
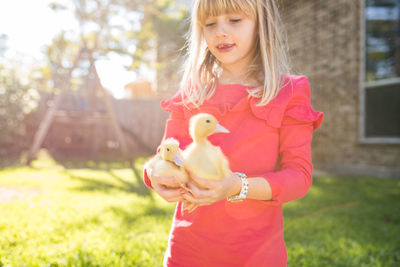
[0,186,41,203]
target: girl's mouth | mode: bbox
[216,43,235,52]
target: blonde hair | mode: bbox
[180,0,291,107]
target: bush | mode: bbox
[0,65,39,163]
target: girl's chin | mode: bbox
[216,58,241,67]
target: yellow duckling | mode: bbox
[183,113,230,181]
[145,138,189,185]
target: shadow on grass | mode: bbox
[51,157,133,170]
[108,203,174,226]
[65,168,151,197]
[61,155,151,195]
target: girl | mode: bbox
[143,0,323,266]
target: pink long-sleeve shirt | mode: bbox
[143,75,323,267]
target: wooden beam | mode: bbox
[27,93,63,163]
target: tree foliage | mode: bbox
[0,65,40,161]
[128,0,189,90]
[46,0,189,92]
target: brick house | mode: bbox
[279,0,400,178]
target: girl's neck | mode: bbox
[218,69,259,87]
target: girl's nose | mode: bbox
[216,24,228,38]
[217,32,228,38]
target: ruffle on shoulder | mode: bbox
[284,104,324,130]
[160,91,194,119]
[160,91,183,113]
[249,99,285,128]
[160,75,323,130]
[249,75,323,130]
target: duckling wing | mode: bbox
[153,160,178,177]
[144,154,161,171]
[216,147,231,178]
[183,144,220,180]
[144,154,188,184]
[183,143,228,180]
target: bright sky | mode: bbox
[0,0,137,98]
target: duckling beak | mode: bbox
[173,153,184,166]
[214,123,230,133]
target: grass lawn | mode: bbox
[0,154,399,266]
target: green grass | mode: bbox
[0,154,399,266]
[284,176,400,267]
[0,154,173,266]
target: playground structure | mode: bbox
[28,44,165,164]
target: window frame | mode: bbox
[359,0,400,144]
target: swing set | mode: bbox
[27,44,130,163]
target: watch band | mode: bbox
[227,172,248,202]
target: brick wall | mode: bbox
[280,0,400,178]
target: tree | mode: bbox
[127,0,189,91]
[47,0,189,92]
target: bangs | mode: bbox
[197,0,256,25]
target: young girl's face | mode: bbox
[203,12,257,73]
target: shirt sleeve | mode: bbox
[261,76,323,204]
[142,92,192,189]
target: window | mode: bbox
[361,0,400,143]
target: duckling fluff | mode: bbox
[145,138,189,184]
[183,113,231,181]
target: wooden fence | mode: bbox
[112,98,168,154]
[33,93,169,159]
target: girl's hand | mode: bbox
[182,172,241,207]
[147,167,184,203]
[182,199,199,213]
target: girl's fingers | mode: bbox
[165,195,183,202]
[187,203,198,213]
[152,175,181,187]
[153,183,182,202]
[189,172,228,192]
[182,199,194,210]
[189,173,215,189]
[182,200,190,210]
[186,182,212,199]
[182,192,200,203]
[180,183,192,193]
[182,200,189,208]
[182,191,213,205]
[181,199,199,213]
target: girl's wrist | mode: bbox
[227,172,243,198]
[227,173,249,202]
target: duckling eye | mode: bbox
[206,119,211,123]
[166,148,170,152]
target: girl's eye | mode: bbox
[205,22,215,27]
[230,19,241,23]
